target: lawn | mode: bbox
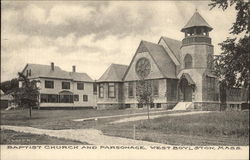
[0,108,249,145]
[102,111,249,146]
[0,108,161,129]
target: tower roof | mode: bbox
[181,11,213,32]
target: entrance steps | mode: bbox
[172,102,193,110]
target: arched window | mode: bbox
[184,54,192,69]
[207,54,213,69]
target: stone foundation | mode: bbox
[193,102,221,111]
[97,102,177,110]
[97,103,122,110]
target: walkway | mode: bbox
[73,110,174,122]
[110,111,212,124]
[1,125,164,145]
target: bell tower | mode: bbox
[180,11,214,71]
[177,11,219,106]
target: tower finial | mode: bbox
[195,8,198,12]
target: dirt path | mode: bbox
[73,110,174,122]
[110,111,212,124]
[1,125,164,145]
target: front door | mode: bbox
[184,85,192,101]
[180,78,193,102]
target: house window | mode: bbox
[184,54,192,69]
[40,94,48,103]
[99,84,104,98]
[77,82,84,90]
[40,94,58,103]
[128,82,134,97]
[125,104,131,108]
[93,82,97,95]
[156,103,162,108]
[83,95,88,102]
[45,80,54,89]
[62,82,70,89]
[74,95,79,101]
[48,94,58,103]
[138,103,143,108]
[60,94,73,103]
[108,83,116,98]
[170,80,177,98]
[152,80,159,96]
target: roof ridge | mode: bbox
[111,63,128,67]
[161,36,181,43]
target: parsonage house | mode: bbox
[96,11,248,110]
[21,63,97,109]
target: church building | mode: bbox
[96,11,221,110]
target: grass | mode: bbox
[0,130,87,145]
[102,111,249,146]
[1,108,249,145]
[0,108,162,130]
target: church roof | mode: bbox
[22,64,93,82]
[141,41,177,79]
[98,63,128,82]
[181,11,213,32]
[160,37,182,62]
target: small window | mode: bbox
[77,82,84,90]
[156,103,161,108]
[184,54,192,69]
[138,103,143,108]
[125,104,131,108]
[93,82,97,95]
[108,83,116,98]
[83,95,88,102]
[99,84,104,98]
[128,82,134,97]
[45,80,54,89]
[74,95,79,101]
[62,82,70,89]
[153,80,159,96]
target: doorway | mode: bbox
[180,78,193,102]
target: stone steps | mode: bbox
[172,102,193,110]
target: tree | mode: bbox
[209,0,249,101]
[136,79,154,120]
[13,72,40,118]
[0,78,19,94]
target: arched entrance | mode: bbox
[180,78,193,101]
[179,74,195,102]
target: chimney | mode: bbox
[72,65,76,72]
[51,62,54,71]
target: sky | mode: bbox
[1,1,237,82]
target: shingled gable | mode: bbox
[22,64,93,82]
[123,40,177,80]
[158,36,182,64]
[181,11,213,32]
[98,63,128,82]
